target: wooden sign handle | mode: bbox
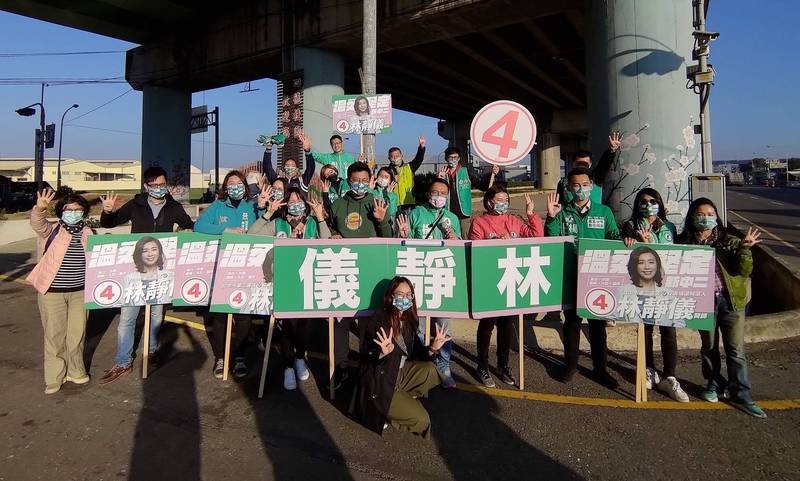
[518,313,525,391]
[328,317,336,401]
[257,315,276,399]
[635,323,648,403]
[142,304,152,379]
[222,313,234,381]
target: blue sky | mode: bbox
[0,1,797,169]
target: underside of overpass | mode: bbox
[1,0,704,225]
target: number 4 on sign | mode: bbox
[481,110,519,159]
[592,294,608,311]
[187,283,202,299]
[99,284,115,300]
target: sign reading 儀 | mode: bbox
[576,239,715,331]
[470,237,576,318]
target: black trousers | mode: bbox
[563,310,608,373]
[477,316,515,370]
[644,325,677,378]
[279,318,309,368]
[333,317,354,369]
[204,311,252,361]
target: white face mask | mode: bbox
[376,177,390,188]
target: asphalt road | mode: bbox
[1,270,799,481]
[727,186,800,270]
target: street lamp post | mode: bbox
[57,104,79,189]
[15,101,46,191]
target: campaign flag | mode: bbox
[84,233,177,310]
[172,233,220,307]
[209,233,274,315]
[470,237,576,318]
[389,239,469,317]
[332,94,392,135]
[576,239,715,331]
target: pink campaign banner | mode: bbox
[332,94,392,135]
[208,234,275,315]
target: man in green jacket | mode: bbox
[545,166,621,389]
[555,132,621,205]
[328,161,391,390]
[438,146,500,236]
[311,134,358,180]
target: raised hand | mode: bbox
[637,223,653,243]
[266,198,286,218]
[524,193,535,216]
[608,131,623,152]
[437,165,448,179]
[373,327,395,358]
[369,173,377,190]
[418,135,426,148]
[430,324,451,351]
[389,180,397,193]
[309,197,326,221]
[322,179,331,193]
[300,131,311,152]
[257,184,273,209]
[257,174,267,191]
[397,214,410,238]
[742,227,762,247]
[623,237,637,248]
[546,192,561,218]
[36,189,56,211]
[358,153,366,162]
[99,191,118,213]
[373,198,387,222]
[491,165,500,176]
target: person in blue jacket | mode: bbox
[195,170,268,379]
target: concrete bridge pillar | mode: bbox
[536,131,561,191]
[294,47,345,159]
[588,0,701,225]
[141,86,191,200]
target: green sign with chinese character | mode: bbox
[470,237,576,318]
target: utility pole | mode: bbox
[361,0,377,168]
[35,83,46,190]
[58,103,79,189]
[214,106,220,190]
[689,0,718,173]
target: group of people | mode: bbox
[27,131,767,443]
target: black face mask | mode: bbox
[326,174,339,182]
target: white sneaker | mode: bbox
[44,384,61,395]
[283,367,297,390]
[660,376,690,403]
[294,359,310,382]
[645,368,660,390]
[64,374,90,385]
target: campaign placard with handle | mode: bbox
[208,233,275,315]
[470,100,537,166]
[172,233,220,307]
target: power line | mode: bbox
[0,76,126,85]
[0,50,126,57]
[65,88,134,123]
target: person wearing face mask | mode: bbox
[98,166,194,384]
[437,146,502,237]
[327,161,392,389]
[545,167,620,389]
[396,179,461,388]
[555,132,621,205]
[467,185,543,387]
[354,277,447,438]
[678,198,766,418]
[195,170,268,379]
[248,187,331,390]
[262,132,316,194]
[620,188,688,402]
[387,136,426,210]
[369,167,399,222]
[27,190,93,394]
[310,134,357,177]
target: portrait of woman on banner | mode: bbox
[615,246,682,327]
[121,236,175,306]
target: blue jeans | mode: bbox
[417,317,452,376]
[115,304,163,366]
[699,296,753,404]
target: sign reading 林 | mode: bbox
[470,100,537,167]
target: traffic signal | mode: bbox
[45,123,56,149]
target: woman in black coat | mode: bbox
[355,276,449,438]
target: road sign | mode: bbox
[470,100,537,166]
[190,105,209,133]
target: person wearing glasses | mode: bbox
[98,166,194,384]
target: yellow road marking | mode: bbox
[0,273,28,285]
[728,210,800,255]
[164,315,206,331]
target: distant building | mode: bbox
[0,158,206,191]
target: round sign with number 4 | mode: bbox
[470,100,537,166]
[585,288,616,318]
[181,278,209,305]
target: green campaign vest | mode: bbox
[274,217,319,239]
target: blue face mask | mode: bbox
[61,210,83,225]
[287,202,306,217]
[493,201,509,214]
[392,296,413,312]
[572,185,592,201]
[351,182,369,196]
[147,185,168,199]
[693,214,717,230]
[227,183,245,200]
[272,189,284,201]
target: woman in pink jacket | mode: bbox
[26,189,93,394]
[468,185,543,388]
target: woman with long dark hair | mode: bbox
[620,189,687,401]
[354,277,448,438]
[678,197,766,418]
